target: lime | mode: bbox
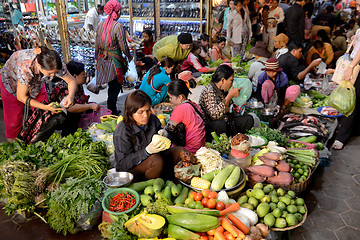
[294,172,301,179]
[297,169,304,175]
[292,160,298,164]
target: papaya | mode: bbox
[167,224,199,240]
[125,212,165,238]
[167,213,220,232]
[167,206,220,217]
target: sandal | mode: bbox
[332,140,344,150]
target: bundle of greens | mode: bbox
[205,132,231,156]
[47,177,105,235]
[198,73,213,86]
[247,123,288,147]
[208,59,224,68]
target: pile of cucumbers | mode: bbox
[201,164,243,191]
[129,178,190,207]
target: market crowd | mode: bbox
[1,0,360,180]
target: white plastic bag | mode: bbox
[87,75,99,94]
[124,59,138,82]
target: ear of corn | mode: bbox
[191,177,211,190]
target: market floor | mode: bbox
[1,103,360,239]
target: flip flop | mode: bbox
[332,140,344,150]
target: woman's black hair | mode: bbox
[234,0,245,18]
[167,79,192,98]
[200,33,210,41]
[142,29,154,48]
[316,29,331,44]
[36,46,62,71]
[313,40,324,50]
[191,41,202,53]
[146,57,175,85]
[217,36,227,44]
[211,65,234,83]
[66,60,85,76]
[123,90,152,126]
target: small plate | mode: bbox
[247,135,268,148]
[317,106,343,118]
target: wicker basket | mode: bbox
[270,204,308,231]
[247,166,312,195]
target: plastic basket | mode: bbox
[102,188,140,216]
[78,105,112,129]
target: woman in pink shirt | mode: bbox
[161,80,206,153]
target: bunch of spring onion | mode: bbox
[286,149,319,167]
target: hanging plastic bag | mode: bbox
[328,81,356,117]
[124,59,138,82]
[87,75,100,94]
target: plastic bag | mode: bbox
[124,59,138,82]
[328,81,356,117]
[78,105,112,129]
[87,75,100,94]
[76,200,103,231]
[232,77,253,106]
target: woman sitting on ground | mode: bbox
[210,37,230,62]
[159,80,205,153]
[181,41,217,77]
[113,90,184,180]
[255,58,300,110]
[199,65,259,140]
[50,61,100,136]
[139,57,175,106]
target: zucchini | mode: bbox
[170,183,180,197]
[167,213,220,232]
[201,169,220,182]
[128,179,156,192]
[167,206,220,217]
[176,183,183,192]
[162,186,172,203]
[168,224,199,240]
[144,185,154,196]
[225,166,241,189]
[211,164,236,191]
[140,194,153,206]
[174,187,189,205]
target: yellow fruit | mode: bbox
[157,114,166,120]
[117,115,123,124]
[160,119,166,126]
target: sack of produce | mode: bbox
[328,81,356,117]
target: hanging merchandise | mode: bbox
[328,81,356,117]
[25,0,37,12]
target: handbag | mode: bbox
[25,0,36,12]
[332,36,360,85]
[78,105,112,129]
[169,101,204,147]
[18,97,66,144]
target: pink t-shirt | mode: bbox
[170,102,206,153]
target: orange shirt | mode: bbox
[350,0,356,8]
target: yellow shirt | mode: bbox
[153,35,192,62]
[306,42,334,66]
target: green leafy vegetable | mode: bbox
[247,123,288,147]
[47,177,105,235]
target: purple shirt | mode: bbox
[257,71,288,89]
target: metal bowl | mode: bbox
[261,108,276,116]
[246,101,264,109]
[103,171,134,188]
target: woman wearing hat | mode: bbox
[153,33,193,62]
[95,0,132,115]
[255,58,300,109]
[248,41,271,90]
[272,33,289,59]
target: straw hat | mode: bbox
[249,41,271,58]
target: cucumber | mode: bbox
[174,187,189,205]
[167,213,220,232]
[140,194,153,206]
[225,166,241,189]
[168,224,199,240]
[201,169,220,182]
[144,185,154,196]
[128,179,156,192]
[211,164,236,191]
[170,183,180,197]
[155,191,163,200]
[153,178,165,193]
[167,206,220,217]
[163,186,172,203]
[297,135,317,143]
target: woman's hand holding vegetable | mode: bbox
[146,138,168,154]
[47,102,64,113]
[157,129,168,137]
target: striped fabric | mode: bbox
[95,21,131,85]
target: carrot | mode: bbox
[219,202,240,216]
[215,226,225,234]
[221,218,239,238]
[214,231,226,240]
[224,232,235,240]
[235,236,245,240]
[209,236,214,240]
[207,228,216,235]
[227,214,250,235]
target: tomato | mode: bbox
[207,198,217,209]
[216,201,226,211]
[202,197,209,207]
[189,191,197,199]
[194,192,203,202]
[208,191,218,199]
[202,189,211,198]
